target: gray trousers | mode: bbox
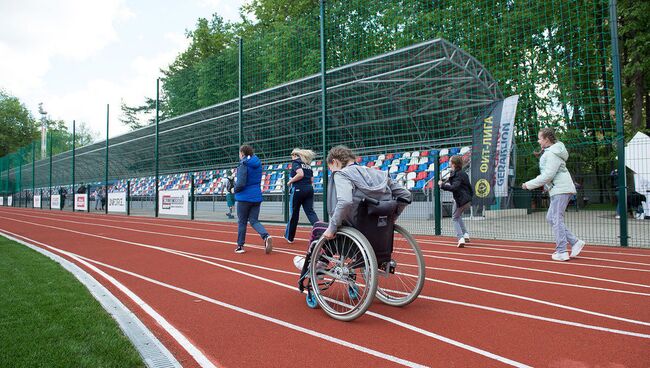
[452,202,471,239]
[547,193,579,252]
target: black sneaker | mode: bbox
[264,236,273,254]
[235,245,245,254]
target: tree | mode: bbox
[619,0,650,133]
[120,96,170,131]
[0,90,38,157]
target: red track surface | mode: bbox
[1,206,649,367]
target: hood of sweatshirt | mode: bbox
[241,155,261,169]
[337,164,389,195]
[546,141,569,162]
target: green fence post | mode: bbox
[155,78,160,218]
[609,0,628,247]
[190,173,195,220]
[433,151,441,236]
[283,169,289,223]
[127,180,131,216]
[31,142,35,208]
[319,0,328,222]
[238,37,243,147]
[105,104,109,215]
[72,120,76,212]
[48,130,52,210]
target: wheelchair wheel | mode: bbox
[309,227,378,321]
[375,224,425,307]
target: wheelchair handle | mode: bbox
[361,197,380,205]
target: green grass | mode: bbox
[0,237,145,368]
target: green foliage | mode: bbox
[120,97,170,131]
[0,90,38,157]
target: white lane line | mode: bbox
[9,211,650,291]
[10,207,649,260]
[0,219,534,367]
[412,241,650,268]
[0,232,431,368]
[2,214,649,330]
[418,253,650,289]
[421,265,650,297]
[428,276,650,327]
[177,248,650,337]
[415,248,650,273]
[4,215,649,344]
[415,294,650,339]
[413,237,650,258]
[0,229,217,368]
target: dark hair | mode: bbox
[326,145,356,165]
[239,145,254,156]
[450,155,463,169]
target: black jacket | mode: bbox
[441,169,473,207]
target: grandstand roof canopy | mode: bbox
[38,38,502,186]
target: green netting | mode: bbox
[1,0,645,246]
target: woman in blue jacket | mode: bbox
[234,145,273,254]
[522,128,585,261]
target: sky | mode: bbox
[0,0,248,140]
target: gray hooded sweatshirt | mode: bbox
[327,164,412,234]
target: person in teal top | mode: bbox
[522,128,585,261]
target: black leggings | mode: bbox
[285,186,319,241]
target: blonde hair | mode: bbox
[539,127,557,143]
[326,145,356,165]
[291,148,315,165]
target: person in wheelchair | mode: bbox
[293,145,412,272]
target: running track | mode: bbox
[1,207,649,367]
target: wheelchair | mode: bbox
[298,197,426,321]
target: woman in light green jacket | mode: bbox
[522,128,585,261]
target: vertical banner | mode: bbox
[74,193,88,211]
[0,197,3,206]
[33,194,41,208]
[51,194,61,209]
[471,101,502,207]
[494,95,519,197]
[108,192,127,213]
[158,190,189,216]
[8,196,13,206]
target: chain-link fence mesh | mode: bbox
[1,0,648,246]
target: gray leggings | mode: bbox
[547,193,579,252]
[452,202,471,239]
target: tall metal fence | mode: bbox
[1,0,648,247]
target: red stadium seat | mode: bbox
[407,164,418,172]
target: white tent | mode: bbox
[624,132,650,218]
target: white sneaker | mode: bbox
[264,236,273,254]
[570,240,586,258]
[293,256,305,270]
[551,252,570,261]
[463,233,470,243]
[457,238,465,248]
